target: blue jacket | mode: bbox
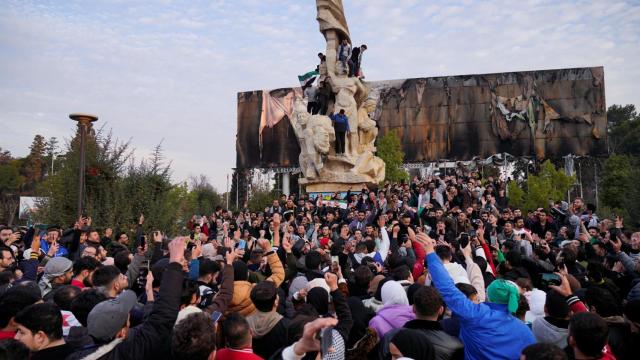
[330,113,350,132]
[427,252,535,360]
[40,238,69,258]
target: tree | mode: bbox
[507,160,575,211]
[187,175,222,215]
[229,168,250,210]
[44,137,59,175]
[607,104,640,155]
[377,130,408,183]
[23,134,46,187]
[0,160,25,226]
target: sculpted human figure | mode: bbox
[290,98,335,179]
[288,0,385,186]
[357,98,378,154]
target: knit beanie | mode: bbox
[487,279,519,313]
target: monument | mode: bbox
[291,0,385,193]
[235,5,608,195]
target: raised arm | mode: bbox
[416,233,483,320]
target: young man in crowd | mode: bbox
[1,171,637,359]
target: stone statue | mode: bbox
[291,1,385,191]
[357,98,378,154]
[290,98,335,180]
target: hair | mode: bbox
[52,285,81,311]
[250,281,278,312]
[73,256,102,276]
[14,303,63,341]
[249,249,264,264]
[232,261,249,282]
[198,258,221,278]
[586,261,606,283]
[0,284,42,328]
[413,286,444,318]
[305,251,322,271]
[180,280,199,307]
[353,265,373,289]
[71,289,108,327]
[364,240,376,253]
[569,312,609,358]
[521,343,567,360]
[171,312,216,360]
[391,265,411,281]
[0,339,29,360]
[585,287,622,317]
[561,248,577,265]
[435,245,452,261]
[222,312,252,349]
[113,251,131,273]
[545,290,570,319]
[505,250,522,267]
[455,283,478,298]
[516,278,533,292]
[92,265,121,288]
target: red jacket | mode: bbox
[216,348,263,360]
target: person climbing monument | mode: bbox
[330,109,349,155]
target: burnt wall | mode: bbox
[236,67,607,169]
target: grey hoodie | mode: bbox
[532,317,568,349]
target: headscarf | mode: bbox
[487,279,520,313]
[307,287,330,316]
[390,329,435,360]
[381,280,409,306]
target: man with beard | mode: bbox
[38,257,73,301]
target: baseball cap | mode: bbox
[87,290,137,342]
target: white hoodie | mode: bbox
[443,262,470,284]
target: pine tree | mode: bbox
[24,135,46,187]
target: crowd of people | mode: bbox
[1,173,639,360]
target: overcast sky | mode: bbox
[1,0,638,190]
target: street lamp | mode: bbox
[69,113,98,219]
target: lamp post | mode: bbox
[69,113,98,220]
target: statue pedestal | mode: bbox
[303,182,370,193]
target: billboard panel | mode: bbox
[236,67,607,169]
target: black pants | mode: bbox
[335,131,346,154]
[307,101,319,115]
[316,95,328,115]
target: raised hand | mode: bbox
[139,213,145,225]
[293,317,339,356]
[258,238,272,252]
[282,233,293,253]
[168,237,185,264]
[47,240,59,257]
[153,230,163,243]
[324,272,338,291]
[226,247,237,265]
[192,240,202,258]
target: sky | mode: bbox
[1,0,639,191]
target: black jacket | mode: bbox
[67,262,183,360]
[252,317,290,359]
[380,319,464,360]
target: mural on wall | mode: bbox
[236,66,607,169]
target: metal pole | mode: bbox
[594,163,599,210]
[226,174,230,210]
[70,114,98,219]
[578,161,583,198]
